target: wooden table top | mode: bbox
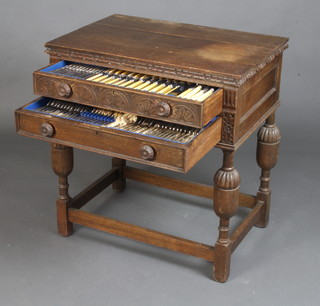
[46,14,288,86]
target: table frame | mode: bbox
[51,112,280,282]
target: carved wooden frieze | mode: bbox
[34,74,203,127]
[171,104,199,125]
[72,84,97,104]
[131,95,200,126]
[132,96,157,116]
[100,88,130,110]
[221,112,235,144]
[46,43,288,87]
[37,76,60,96]
[35,75,98,104]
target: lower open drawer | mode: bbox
[15,98,222,173]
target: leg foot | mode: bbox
[213,218,232,282]
[255,113,280,227]
[51,143,74,236]
[213,150,240,282]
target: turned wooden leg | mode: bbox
[51,143,74,236]
[112,158,126,192]
[213,150,240,282]
[255,113,281,228]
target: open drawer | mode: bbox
[33,61,223,128]
[15,98,222,173]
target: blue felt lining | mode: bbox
[24,98,218,144]
[40,61,70,72]
[24,97,49,110]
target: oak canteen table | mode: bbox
[15,14,288,282]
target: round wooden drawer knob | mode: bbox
[40,123,54,137]
[57,82,72,97]
[156,101,171,117]
[141,145,155,161]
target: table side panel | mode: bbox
[240,67,277,117]
[238,56,283,141]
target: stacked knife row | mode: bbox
[36,99,201,143]
[51,63,215,102]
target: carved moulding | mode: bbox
[258,124,281,144]
[214,168,240,190]
[213,154,240,220]
[46,43,288,87]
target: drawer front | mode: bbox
[33,63,223,128]
[15,102,222,173]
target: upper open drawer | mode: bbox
[33,61,223,128]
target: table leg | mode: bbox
[213,150,240,282]
[51,143,74,236]
[112,158,126,192]
[255,113,281,227]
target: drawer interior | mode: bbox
[24,97,219,145]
